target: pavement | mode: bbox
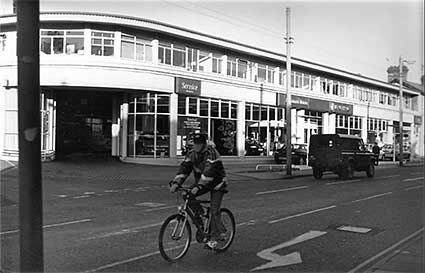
[1,156,423,272]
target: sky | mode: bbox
[1,0,423,83]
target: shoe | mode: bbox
[204,240,218,250]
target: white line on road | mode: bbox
[144,205,175,212]
[347,228,424,273]
[405,185,424,191]
[325,179,361,186]
[83,245,184,272]
[351,192,393,203]
[375,175,401,179]
[256,186,309,195]
[268,205,336,224]
[411,172,424,175]
[402,177,424,182]
[0,218,92,235]
[85,222,163,240]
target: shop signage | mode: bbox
[175,77,201,96]
[414,115,422,125]
[177,116,208,135]
[277,94,353,115]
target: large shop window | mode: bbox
[245,103,284,156]
[128,93,170,158]
[41,30,84,55]
[336,115,362,136]
[177,96,237,156]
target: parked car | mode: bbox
[380,144,410,161]
[274,143,308,165]
[245,138,264,156]
[308,134,375,179]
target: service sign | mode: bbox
[175,77,201,96]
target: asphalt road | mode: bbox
[1,160,423,272]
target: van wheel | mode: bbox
[313,167,323,179]
[366,162,375,177]
[342,162,354,180]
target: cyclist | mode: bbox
[169,130,228,249]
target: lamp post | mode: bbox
[285,7,294,176]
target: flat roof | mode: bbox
[0,11,421,96]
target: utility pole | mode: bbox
[285,7,293,175]
[398,56,404,166]
[17,0,43,271]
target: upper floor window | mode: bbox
[91,31,114,56]
[121,34,152,62]
[158,42,185,68]
[41,30,84,55]
[257,64,275,84]
[212,54,222,74]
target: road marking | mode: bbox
[268,205,336,224]
[256,186,309,195]
[405,185,424,191]
[325,179,361,186]
[144,205,175,212]
[83,245,184,272]
[351,192,392,203]
[73,195,90,199]
[135,202,166,208]
[402,177,424,182]
[411,172,424,175]
[0,218,92,235]
[375,175,400,180]
[337,225,372,234]
[85,222,163,240]
[347,228,424,273]
[251,230,327,271]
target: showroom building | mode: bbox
[0,12,423,162]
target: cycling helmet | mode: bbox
[189,130,208,144]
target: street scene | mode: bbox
[1,158,424,272]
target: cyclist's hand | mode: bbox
[169,183,179,193]
[190,186,199,195]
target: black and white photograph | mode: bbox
[0,0,424,272]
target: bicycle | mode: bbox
[158,186,236,262]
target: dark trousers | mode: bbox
[188,189,226,240]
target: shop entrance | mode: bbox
[56,90,114,158]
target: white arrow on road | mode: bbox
[251,230,327,271]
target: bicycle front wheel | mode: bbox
[158,214,192,262]
[214,208,235,252]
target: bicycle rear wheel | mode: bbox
[214,208,235,252]
[158,214,192,262]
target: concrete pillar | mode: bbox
[120,95,129,158]
[361,116,367,142]
[84,29,91,56]
[329,113,336,134]
[274,67,280,86]
[221,55,228,76]
[237,100,246,157]
[152,39,159,65]
[322,112,329,134]
[169,93,178,158]
[114,31,121,58]
[296,109,305,143]
[111,98,120,156]
[291,108,297,143]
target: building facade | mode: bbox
[0,12,424,161]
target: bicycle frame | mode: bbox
[176,193,211,237]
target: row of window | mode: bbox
[0,29,417,110]
[178,96,237,119]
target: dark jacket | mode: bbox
[372,145,380,155]
[173,145,227,191]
